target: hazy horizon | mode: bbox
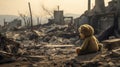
[0,0,111,17]
[0,0,112,25]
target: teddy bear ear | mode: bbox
[78,24,95,35]
[83,24,95,36]
[87,25,94,35]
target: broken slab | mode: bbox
[111,48,120,57]
[0,33,24,56]
[33,30,45,37]
[0,51,13,57]
[26,56,47,61]
[102,38,120,50]
[44,45,74,48]
[0,51,15,64]
[74,52,101,62]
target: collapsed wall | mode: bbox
[74,0,120,41]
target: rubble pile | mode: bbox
[3,24,79,46]
[0,33,22,54]
[61,48,120,67]
[0,23,120,67]
[0,24,79,66]
[1,46,118,67]
[0,33,24,64]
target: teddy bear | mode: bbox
[76,24,103,55]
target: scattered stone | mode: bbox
[102,38,120,50]
[110,48,120,57]
[108,62,114,66]
[26,56,46,62]
[32,63,38,67]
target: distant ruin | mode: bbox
[3,18,22,31]
[74,0,120,41]
[48,7,73,25]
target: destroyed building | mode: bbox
[48,8,73,25]
[4,18,22,30]
[74,0,120,41]
[54,10,64,24]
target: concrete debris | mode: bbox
[0,33,24,64]
[102,38,120,50]
[0,22,120,67]
[110,48,120,57]
[33,30,45,37]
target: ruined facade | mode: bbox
[91,0,120,40]
[74,0,120,41]
[54,11,64,25]
[48,10,73,25]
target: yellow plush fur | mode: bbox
[76,24,100,55]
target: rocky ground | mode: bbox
[0,44,120,67]
[0,24,120,67]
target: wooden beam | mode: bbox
[28,2,33,30]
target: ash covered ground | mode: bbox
[0,24,120,67]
